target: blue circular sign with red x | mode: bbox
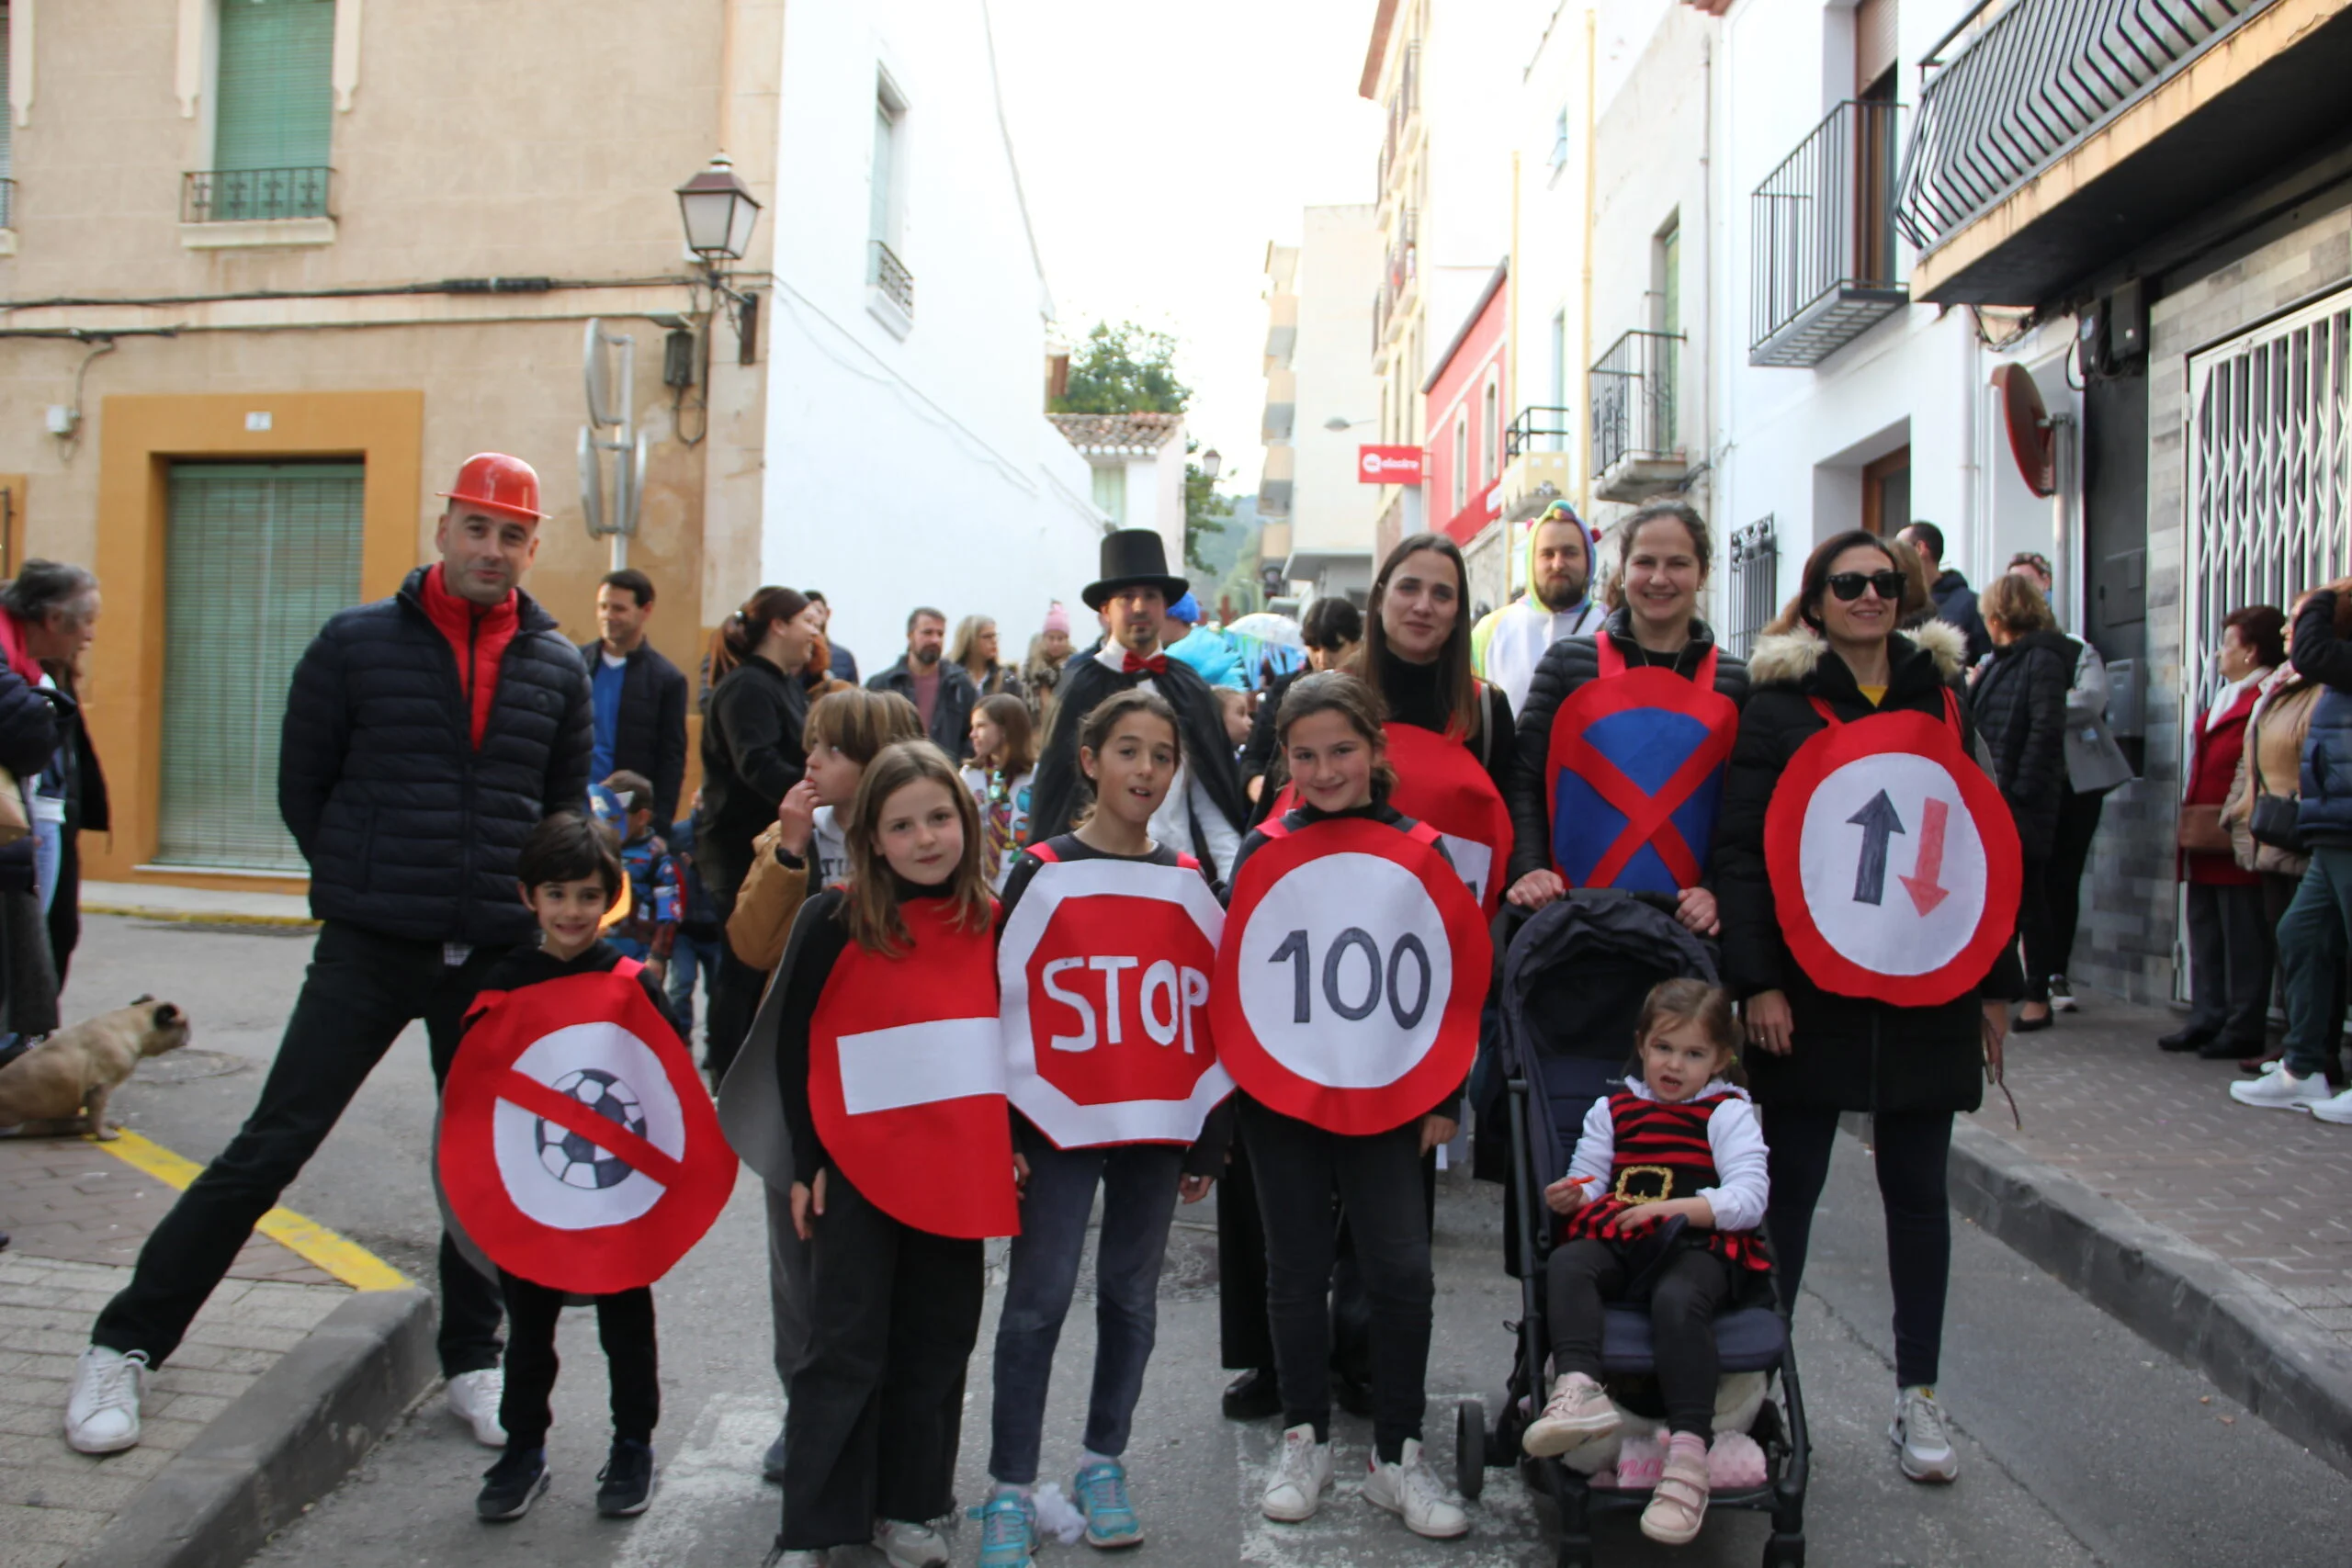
[1544,640,1741,894]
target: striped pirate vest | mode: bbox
[1559,1089,1770,1274]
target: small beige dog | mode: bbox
[0,998,191,1138]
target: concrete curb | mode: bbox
[1948,1119,2352,1479]
[81,903,320,931]
[62,1287,436,1568]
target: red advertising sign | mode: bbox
[1358,445,1427,485]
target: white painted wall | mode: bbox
[1292,204,1385,559]
[761,0,1102,664]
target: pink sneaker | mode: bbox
[1521,1373,1621,1457]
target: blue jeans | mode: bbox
[2279,845,2352,1077]
[31,815,62,917]
[987,1130,1184,1485]
[666,931,721,1047]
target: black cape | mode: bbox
[1027,651,1249,874]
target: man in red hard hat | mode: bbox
[64,454,594,1460]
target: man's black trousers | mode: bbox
[93,920,506,1373]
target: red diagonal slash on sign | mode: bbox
[497,1069,685,1190]
[1899,797,1952,915]
[1554,724,1738,889]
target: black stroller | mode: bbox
[1460,892,1808,1568]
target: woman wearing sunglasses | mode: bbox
[1712,529,2022,1488]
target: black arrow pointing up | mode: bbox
[1848,791,1906,906]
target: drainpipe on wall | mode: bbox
[1578,6,1598,519]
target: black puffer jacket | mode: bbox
[279,568,593,945]
[1713,622,2021,1115]
[0,665,58,895]
[1968,627,2073,858]
[577,640,690,823]
[695,654,808,911]
[1505,609,1750,885]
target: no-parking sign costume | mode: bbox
[809,897,1020,1239]
[438,963,737,1295]
[1544,631,1740,893]
[999,846,1232,1148]
[1764,691,2022,1006]
[1212,813,1490,1135]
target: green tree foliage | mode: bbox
[1185,450,1232,575]
[1053,322,1192,415]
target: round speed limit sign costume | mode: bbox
[1213,805,1491,1464]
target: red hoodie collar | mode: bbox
[420,563,517,634]
[0,612,47,687]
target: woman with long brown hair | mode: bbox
[695,584,821,1081]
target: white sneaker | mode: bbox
[2048,976,2078,1012]
[2230,1067,2332,1111]
[1890,1386,1958,1483]
[445,1367,507,1448]
[64,1346,149,1454]
[1362,1438,1470,1539]
[873,1518,948,1568]
[2305,1086,2352,1124]
[1260,1424,1333,1523]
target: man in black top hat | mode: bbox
[1027,530,1249,883]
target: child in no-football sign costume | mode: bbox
[978,691,1231,1568]
[1223,671,1475,1541]
[1522,979,1770,1546]
[768,741,1020,1568]
[445,814,732,1524]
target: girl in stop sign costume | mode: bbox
[766,741,1016,1568]
[977,691,1230,1568]
[1234,671,1472,1542]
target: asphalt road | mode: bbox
[64,914,2352,1566]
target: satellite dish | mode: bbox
[585,320,616,428]
[579,425,606,538]
[1993,362,2056,498]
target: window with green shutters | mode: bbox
[201,0,335,220]
[158,463,363,873]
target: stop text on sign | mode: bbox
[1041,955,1211,1055]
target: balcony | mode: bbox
[1375,211,1419,346]
[1258,442,1295,519]
[1727,517,1780,659]
[1505,405,1574,459]
[1376,41,1421,196]
[1749,100,1907,367]
[870,241,915,318]
[1894,0,2352,304]
[1590,331,1690,502]
[182,166,332,224]
[1266,292,1298,364]
[1263,367,1296,442]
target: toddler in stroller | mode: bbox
[1487,892,1806,1566]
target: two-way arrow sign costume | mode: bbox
[808,897,1021,1239]
[1212,815,1490,1134]
[1544,631,1741,893]
[1764,691,2022,1006]
[438,964,737,1294]
[999,847,1233,1147]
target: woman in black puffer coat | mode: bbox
[1967,573,2075,1031]
[1714,529,2020,1486]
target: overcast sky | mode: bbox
[989,0,1385,494]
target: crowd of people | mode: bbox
[36,444,2352,1567]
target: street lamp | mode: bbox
[1201,448,1222,482]
[674,154,763,363]
[1324,415,1376,432]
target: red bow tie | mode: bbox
[1122,651,1169,676]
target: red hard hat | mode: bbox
[437,453,547,522]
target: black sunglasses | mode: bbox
[1826,570,1906,603]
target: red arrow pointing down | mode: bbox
[1899,797,1951,915]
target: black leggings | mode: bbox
[1545,1239,1734,1437]
[1761,1106,1952,1389]
[498,1273,658,1451]
[2039,785,2108,979]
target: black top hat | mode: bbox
[1082,529,1191,611]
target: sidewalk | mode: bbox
[0,1135,430,1568]
[78,881,316,928]
[1949,988,2352,1476]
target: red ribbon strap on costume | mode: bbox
[1593,627,1721,689]
[1809,688,1962,734]
[1027,842,1062,864]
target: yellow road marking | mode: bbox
[92,1130,413,1292]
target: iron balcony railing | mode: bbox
[0,178,13,230]
[182,166,332,223]
[871,240,914,316]
[1728,516,1779,659]
[1590,330,1681,478]
[1505,405,1575,458]
[1894,0,2275,256]
[1376,41,1421,195]
[1749,99,1906,367]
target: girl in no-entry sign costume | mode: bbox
[1223,672,1478,1543]
[977,691,1233,1568]
[766,741,1018,1568]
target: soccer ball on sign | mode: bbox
[536,1067,648,1190]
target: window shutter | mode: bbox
[214,0,335,173]
[159,462,363,872]
[1855,0,1898,96]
